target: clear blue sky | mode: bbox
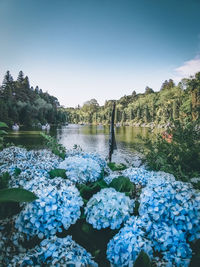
[0,0,200,107]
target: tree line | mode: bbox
[0,71,66,126]
[66,72,200,126]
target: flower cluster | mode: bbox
[59,155,102,184]
[107,216,153,266]
[122,167,175,186]
[147,222,192,266]
[66,149,106,169]
[9,236,97,267]
[8,235,97,267]
[85,188,134,230]
[138,177,200,266]
[15,178,83,239]
[139,178,200,241]
[39,235,97,266]
[0,146,61,187]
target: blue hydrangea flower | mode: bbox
[139,178,200,242]
[122,167,175,186]
[59,155,102,184]
[9,236,97,267]
[65,149,106,169]
[85,188,134,230]
[38,235,97,266]
[107,216,153,266]
[0,146,61,187]
[15,178,83,239]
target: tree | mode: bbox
[82,99,99,113]
[17,71,24,83]
[145,86,154,94]
[132,90,136,97]
[24,76,30,89]
[2,71,13,87]
[161,79,175,90]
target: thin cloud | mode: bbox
[174,56,200,81]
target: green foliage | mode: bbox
[134,200,140,216]
[0,172,10,189]
[189,239,200,267]
[49,168,67,179]
[134,250,151,267]
[107,162,127,171]
[143,121,200,181]
[77,179,108,204]
[0,188,38,203]
[0,121,8,149]
[40,132,66,159]
[66,72,200,126]
[0,70,67,126]
[0,202,21,219]
[65,218,117,267]
[14,167,21,176]
[0,122,9,128]
[109,176,135,198]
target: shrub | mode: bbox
[143,121,200,181]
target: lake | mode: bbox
[5,124,153,164]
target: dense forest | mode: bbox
[0,71,66,126]
[66,72,200,126]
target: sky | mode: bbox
[0,0,200,107]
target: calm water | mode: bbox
[5,124,153,164]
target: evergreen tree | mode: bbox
[17,71,24,83]
[2,71,13,87]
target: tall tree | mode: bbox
[2,71,13,87]
[17,71,24,83]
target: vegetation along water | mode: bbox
[0,70,200,267]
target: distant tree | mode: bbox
[17,71,24,83]
[145,86,154,94]
[188,72,200,120]
[132,90,137,97]
[82,99,99,113]
[161,79,175,91]
[2,71,13,87]
[35,86,39,94]
[24,76,30,89]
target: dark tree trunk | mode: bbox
[108,102,117,162]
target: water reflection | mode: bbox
[5,124,152,163]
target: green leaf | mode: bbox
[14,168,21,176]
[78,179,109,201]
[0,130,7,135]
[0,122,8,128]
[109,176,135,197]
[49,168,67,179]
[107,162,127,171]
[0,172,10,190]
[134,250,151,267]
[0,188,38,203]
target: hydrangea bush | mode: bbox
[107,217,153,266]
[59,155,102,184]
[146,222,192,266]
[15,178,83,239]
[0,146,61,187]
[65,149,106,169]
[1,146,200,266]
[85,188,134,230]
[139,178,200,241]
[9,236,97,267]
[122,167,175,186]
[38,235,97,266]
